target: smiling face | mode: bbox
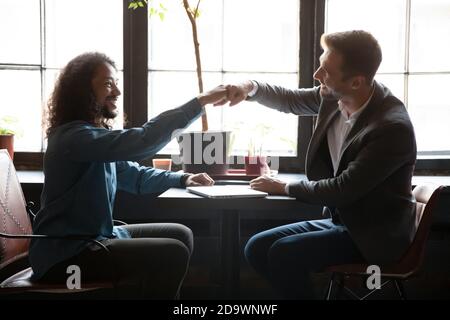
[91,62,121,119]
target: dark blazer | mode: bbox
[249,81,417,265]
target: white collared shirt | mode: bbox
[327,89,374,175]
[248,80,259,97]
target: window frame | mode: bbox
[13,0,449,172]
[140,0,324,173]
[8,0,322,172]
[1,0,46,154]
[323,0,450,171]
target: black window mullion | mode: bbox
[404,0,411,110]
[40,0,46,152]
[123,0,148,128]
[314,0,325,78]
[299,0,324,89]
[282,0,325,173]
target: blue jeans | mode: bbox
[244,218,365,299]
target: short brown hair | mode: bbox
[321,30,382,83]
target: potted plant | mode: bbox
[243,123,274,175]
[0,116,18,160]
[129,0,231,175]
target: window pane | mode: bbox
[148,71,222,154]
[223,73,299,156]
[408,74,450,152]
[0,0,40,64]
[149,71,298,156]
[223,0,299,72]
[409,0,450,72]
[375,74,405,103]
[42,69,60,150]
[45,0,123,69]
[148,2,299,156]
[148,0,222,71]
[112,71,125,130]
[0,70,42,152]
[326,0,406,73]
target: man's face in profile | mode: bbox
[91,63,121,119]
[313,49,351,100]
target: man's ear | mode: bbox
[350,76,365,90]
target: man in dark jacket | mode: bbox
[224,30,417,299]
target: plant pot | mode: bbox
[0,134,14,160]
[176,131,231,175]
[244,155,270,176]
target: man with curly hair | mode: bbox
[30,52,228,299]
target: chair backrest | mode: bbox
[394,184,443,276]
[0,149,32,269]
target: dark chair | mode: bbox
[325,184,444,300]
[0,149,116,297]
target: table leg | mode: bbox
[220,209,240,298]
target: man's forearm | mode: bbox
[248,82,321,116]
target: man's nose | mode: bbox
[113,84,121,96]
[313,68,321,81]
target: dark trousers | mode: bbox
[41,223,193,299]
[244,218,365,299]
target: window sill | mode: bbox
[13,151,450,174]
[415,155,450,173]
[17,170,450,191]
[17,170,44,185]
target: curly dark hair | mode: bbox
[46,52,117,136]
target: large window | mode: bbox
[326,0,450,154]
[0,0,123,152]
[5,1,449,168]
[148,0,300,156]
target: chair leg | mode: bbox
[394,280,407,300]
[325,273,336,300]
[335,274,345,300]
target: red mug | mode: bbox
[244,156,268,175]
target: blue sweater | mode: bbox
[29,98,203,280]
